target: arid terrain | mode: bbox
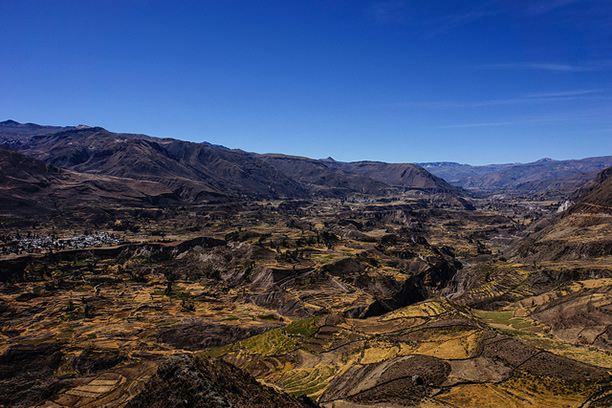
[0,120,610,407]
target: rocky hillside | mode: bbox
[570,167,612,214]
[5,126,307,201]
[510,167,612,260]
[126,355,315,408]
[259,154,456,196]
[342,160,455,191]
[0,148,177,219]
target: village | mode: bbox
[0,231,122,256]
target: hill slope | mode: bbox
[0,148,177,218]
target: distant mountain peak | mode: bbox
[0,119,21,126]
[56,125,107,135]
[321,156,336,162]
[419,161,463,168]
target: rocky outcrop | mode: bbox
[125,355,317,408]
[363,257,461,317]
[510,167,612,261]
[0,343,68,407]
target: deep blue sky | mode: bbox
[1,0,611,164]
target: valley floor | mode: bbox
[0,195,610,407]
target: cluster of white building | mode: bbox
[0,232,122,255]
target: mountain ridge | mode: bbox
[5,119,610,201]
[0,120,456,201]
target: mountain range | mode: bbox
[0,120,455,205]
[420,156,612,197]
[1,120,611,208]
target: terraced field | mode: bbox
[210,299,611,407]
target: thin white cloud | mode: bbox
[393,91,609,109]
[424,0,505,36]
[437,106,612,129]
[439,117,565,129]
[427,8,502,36]
[524,89,601,98]
[367,1,408,24]
[402,99,524,108]
[367,0,608,34]
[528,0,583,15]
[478,61,612,72]
[438,121,519,129]
[367,0,502,31]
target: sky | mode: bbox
[1,0,611,165]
